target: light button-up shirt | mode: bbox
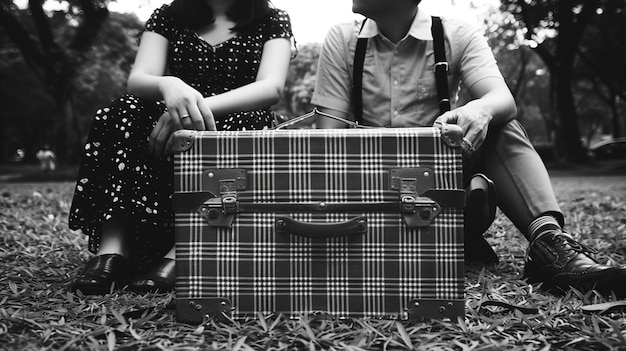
[312,8,504,127]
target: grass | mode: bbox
[0,175,625,350]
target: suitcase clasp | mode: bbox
[390,168,443,227]
[195,169,248,227]
[400,195,442,227]
[198,198,237,227]
[197,180,240,227]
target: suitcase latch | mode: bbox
[219,179,240,216]
[198,198,236,227]
[397,176,442,227]
[400,195,442,227]
[197,179,240,227]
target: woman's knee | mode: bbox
[93,94,164,127]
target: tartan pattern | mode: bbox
[174,128,464,318]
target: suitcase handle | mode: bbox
[275,108,462,149]
[275,216,367,238]
[273,108,376,130]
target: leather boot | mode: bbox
[524,230,626,298]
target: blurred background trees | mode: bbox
[1,0,625,165]
[0,0,140,164]
[488,0,626,162]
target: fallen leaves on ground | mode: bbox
[1,179,625,350]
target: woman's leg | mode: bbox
[69,94,170,293]
[164,246,175,260]
[96,219,129,257]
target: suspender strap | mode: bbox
[351,16,451,124]
[352,20,368,125]
[431,16,450,114]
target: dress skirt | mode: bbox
[69,94,174,274]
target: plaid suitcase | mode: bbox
[172,124,465,323]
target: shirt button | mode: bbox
[394,110,399,116]
[393,80,399,86]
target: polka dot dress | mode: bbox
[68,5,293,273]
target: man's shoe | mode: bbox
[524,230,626,298]
[464,174,498,265]
[127,258,175,293]
[71,254,128,295]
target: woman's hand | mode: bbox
[158,76,216,131]
[434,105,492,155]
[149,111,178,157]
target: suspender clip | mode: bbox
[439,99,451,113]
[434,62,449,73]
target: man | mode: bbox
[312,0,626,297]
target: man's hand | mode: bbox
[434,105,492,154]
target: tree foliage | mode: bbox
[0,1,141,163]
[576,0,626,139]
[1,1,625,164]
[496,0,626,162]
[0,0,109,163]
[274,43,321,123]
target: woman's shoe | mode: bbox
[128,258,175,293]
[71,254,128,295]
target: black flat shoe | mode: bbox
[128,258,175,293]
[71,254,128,295]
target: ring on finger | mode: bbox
[462,137,476,153]
[180,114,191,120]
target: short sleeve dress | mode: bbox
[69,5,293,273]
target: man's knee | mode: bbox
[486,119,533,150]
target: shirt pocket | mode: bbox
[412,77,438,100]
[404,77,440,125]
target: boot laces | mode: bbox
[553,233,598,257]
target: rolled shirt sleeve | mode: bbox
[311,23,355,116]
[449,18,504,92]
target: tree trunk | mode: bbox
[0,1,108,164]
[550,0,599,163]
[610,95,622,138]
[554,64,586,162]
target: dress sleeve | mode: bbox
[263,9,294,40]
[143,5,177,42]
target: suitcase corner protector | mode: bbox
[439,123,463,149]
[407,299,464,320]
[172,130,198,153]
[175,297,232,324]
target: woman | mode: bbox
[69,0,293,294]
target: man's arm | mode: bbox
[435,20,517,151]
[465,76,517,126]
[312,24,355,128]
[435,76,516,152]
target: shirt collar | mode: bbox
[358,7,433,41]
